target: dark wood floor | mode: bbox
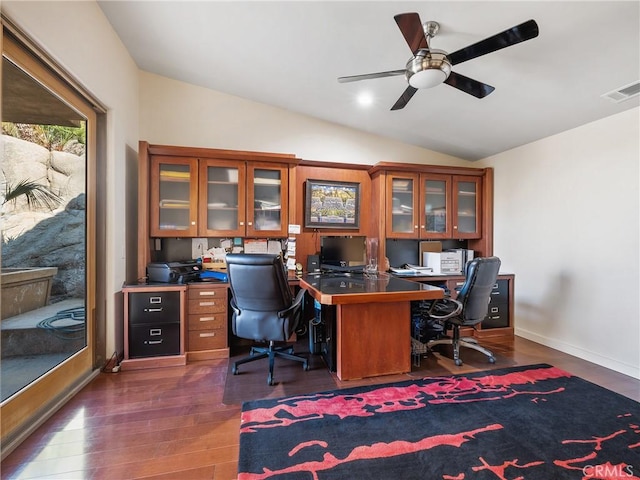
[2,336,638,479]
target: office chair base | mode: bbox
[232,342,309,385]
[427,336,495,366]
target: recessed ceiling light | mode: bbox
[356,92,374,107]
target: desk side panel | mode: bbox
[337,302,411,380]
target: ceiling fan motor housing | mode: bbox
[406,49,452,89]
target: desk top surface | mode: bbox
[299,272,444,305]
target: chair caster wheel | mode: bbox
[454,359,463,366]
[232,365,239,375]
[488,356,496,364]
[303,362,309,371]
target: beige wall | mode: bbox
[138,71,470,167]
[3,0,140,357]
[479,108,640,378]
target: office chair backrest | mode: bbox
[456,256,501,324]
[225,253,292,312]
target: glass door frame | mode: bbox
[1,28,97,452]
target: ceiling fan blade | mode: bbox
[337,70,406,84]
[444,71,495,98]
[448,19,539,66]
[394,12,428,53]
[391,86,418,110]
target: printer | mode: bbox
[146,261,202,284]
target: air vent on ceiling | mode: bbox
[601,80,640,103]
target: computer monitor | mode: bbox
[320,236,366,272]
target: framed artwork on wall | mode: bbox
[304,179,360,229]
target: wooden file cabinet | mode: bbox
[186,283,230,361]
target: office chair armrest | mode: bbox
[427,298,463,320]
[277,288,307,318]
[229,296,240,316]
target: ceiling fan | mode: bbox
[338,12,539,110]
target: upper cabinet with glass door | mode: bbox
[451,176,481,239]
[198,159,246,237]
[384,171,482,240]
[421,174,481,239]
[246,163,289,237]
[385,172,419,238]
[150,156,199,237]
[198,160,289,237]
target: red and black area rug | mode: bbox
[238,364,640,479]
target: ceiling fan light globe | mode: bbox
[406,49,451,89]
[409,69,447,89]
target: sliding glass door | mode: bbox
[1,28,97,451]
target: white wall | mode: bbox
[480,108,640,378]
[139,71,469,167]
[3,1,140,357]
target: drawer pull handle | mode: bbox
[199,317,215,322]
[150,297,162,304]
[146,340,163,345]
[144,307,163,312]
[199,291,216,296]
[491,307,499,313]
[199,301,216,307]
[493,284,499,289]
[200,332,216,338]
[150,329,162,336]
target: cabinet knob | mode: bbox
[240,222,244,226]
[453,225,458,229]
[248,222,253,226]
[191,221,196,225]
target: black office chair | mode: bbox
[425,256,501,366]
[226,253,309,385]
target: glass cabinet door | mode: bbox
[247,164,288,237]
[421,174,452,238]
[452,176,481,238]
[150,156,198,236]
[386,173,419,238]
[198,159,246,236]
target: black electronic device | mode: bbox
[307,254,320,273]
[146,261,201,284]
[320,235,366,273]
[308,299,336,371]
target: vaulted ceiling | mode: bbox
[99,1,640,161]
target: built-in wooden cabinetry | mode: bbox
[382,171,481,239]
[138,142,299,279]
[197,159,289,238]
[370,162,493,263]
[149,154,292,238]
[186,283,229,361]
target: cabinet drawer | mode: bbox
[129,323,180,358]
[489,279,509,303]
[188,313,226,331]
[482,303,509,329]
[188,285,227,301]
[188,298,227,314]
[188,330,227,351]
[128,291,180,325]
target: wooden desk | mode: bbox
[299,273,444,380]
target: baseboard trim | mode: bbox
[515,328,639,380]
